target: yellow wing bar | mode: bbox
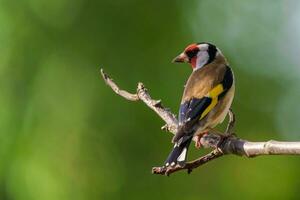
[200,84,224,119]
[207,84,224,98]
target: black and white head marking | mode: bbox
[195,42,219,69]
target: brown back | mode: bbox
[181,57,227,103]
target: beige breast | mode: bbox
[208,84,235,127]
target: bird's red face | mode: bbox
[173,44,200,69]
[173,43,217,70]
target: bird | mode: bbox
[164,42,235,167]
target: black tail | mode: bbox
[164,136,192,167]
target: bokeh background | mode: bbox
[1,0,300,199]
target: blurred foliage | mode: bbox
[1,0,300,199]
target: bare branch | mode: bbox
[152,149,223,176]
[242,140,300,156]
[101,69,178,134]
[101,69,139,101]
[100,68,300,176]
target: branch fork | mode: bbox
[100,68,300,176]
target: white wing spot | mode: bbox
[177,147,187,162]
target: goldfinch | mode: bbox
[164,42,235,167]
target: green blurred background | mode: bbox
[1,0,300,199]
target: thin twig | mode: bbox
[101,69,178,133]
[100,69,139,101]
[225,108,235,134]
[152,149,223,176]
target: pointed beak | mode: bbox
[172,53,188,63]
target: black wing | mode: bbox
[173,97,212,143]
[178,97,212,125]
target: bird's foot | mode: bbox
[193,135,202,149]
[193,132,208,149]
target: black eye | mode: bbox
[185,49,199,59]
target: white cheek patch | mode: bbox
[195,51,209,70]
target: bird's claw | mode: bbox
[193,132,209,149]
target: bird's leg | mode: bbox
[193,135,203,149]
[193,130,210,149]
[225,108,235,136]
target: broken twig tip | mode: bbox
[100,68,109,81]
